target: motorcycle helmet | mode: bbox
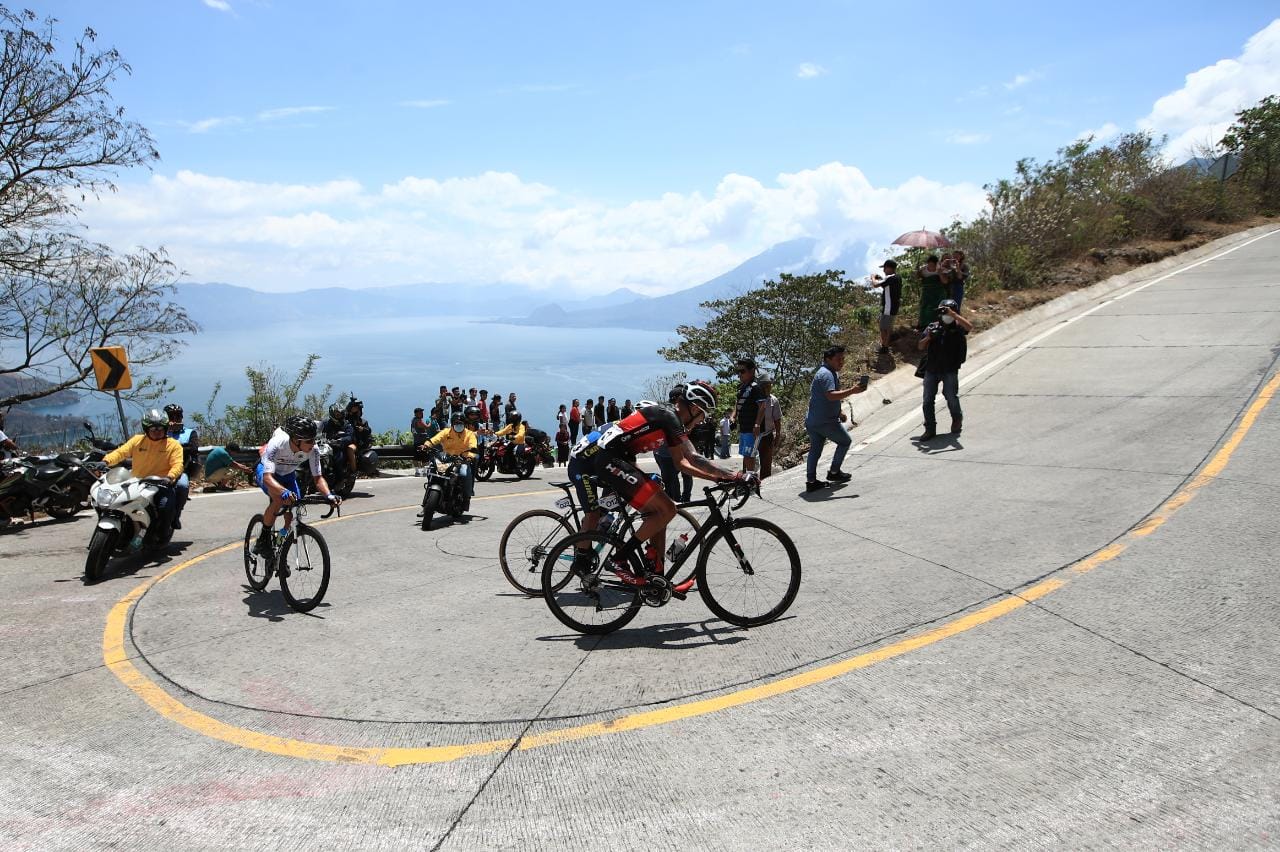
[163,403,184,421]
[507,410,522,426]
[451,412,466,431]
[328,403,345,421]
[141,409,167,430]
[284,414,319,441]
[938,298,960,314]
[463,404,482,424]
[681,380,717,417]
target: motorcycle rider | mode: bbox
[568,381,751,582]
[100,409,185,531]
[346,397,373,456]
[253,415,339,558]
[420,411,478,505]
[323,403,356,477]
[494,410,527,446]
[163,404,197,529]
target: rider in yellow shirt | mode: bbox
[494,410,527,444]
[422,413,478,501]
[101,409,186,528]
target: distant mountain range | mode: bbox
[174,238,870,332]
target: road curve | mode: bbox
[2,227,1279,849]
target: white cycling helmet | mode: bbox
[682,380,717,417]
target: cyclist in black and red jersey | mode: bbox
[568,379,752,582]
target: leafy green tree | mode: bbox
[1220,94,1280,212]
[192,355,334,445]
[660,271,875,404]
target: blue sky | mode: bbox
[31,1,1280,293]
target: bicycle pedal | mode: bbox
[670,588,687,601]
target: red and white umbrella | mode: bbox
[891,228,952,249]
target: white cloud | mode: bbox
[796,63,827,79]
[257,106,335,121]
[181,115,243,134]
[401,99,451,109]
[202,0,232,12]
[1004,71,1041,90]
[1139,18,1280,159]
[75,164,988,294]
[946,132,990,145]
[1075,122,1120,144]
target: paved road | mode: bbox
[2,227,1279,850]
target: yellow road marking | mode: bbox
[103,373,1280,765]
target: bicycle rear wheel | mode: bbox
[278,525,331,612]
[242,514,272,591]
[696,517,800,627]
[541,530,641,635]
[499,509,575,596]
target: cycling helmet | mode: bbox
[681,380,717,417]
[141,409,167,429]
[463,404,482,424]
[163,403,184,420]
[507,410,522,426]
[328,403,345,421]
[667,383,687,403]
[284,414,318,441]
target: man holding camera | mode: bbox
[804,345,868,493]
[915,299,973,441]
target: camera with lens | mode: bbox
[925,320,944,336]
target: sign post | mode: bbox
[90,346,133,439]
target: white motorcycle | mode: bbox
[84,467,174,583]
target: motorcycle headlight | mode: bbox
[94,487,118,506]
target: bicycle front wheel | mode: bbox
[696,517,800,627]
[499,509,575,596]
[541,530,641,635]
[278,525,331,612]
[242,514,272,591]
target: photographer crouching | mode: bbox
[915,299,972,442]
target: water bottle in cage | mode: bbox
[666,531,691,562]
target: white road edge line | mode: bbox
[850,228,1280,453]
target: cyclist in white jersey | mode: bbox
[252,414,339,557]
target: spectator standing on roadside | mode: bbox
[718,411,732,459]
[569,399,581,442]
[556,404,569,435]
[555,420,570,465]
[731,357,766,474]
[952,250,970,306]
[804,345,868,493]
[872,260,902,355]
[477,390,491,429]
[505,393,519,422]
[489,392,502,427]
[593,395,606,426]
[752,373,783,479]
[410,407,431,476]
[202,445,251,491]
[581,397,596,434]
[917,255,946,331]
[620,399,634,419]
[0,411,18,458]
[915,299,972,441]
[606,397,620,422]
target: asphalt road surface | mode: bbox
[2,227,1279,850]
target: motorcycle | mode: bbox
[0,452,100,523]
[296,427,378,499]
[525,429,556,469]
[475,437,536,481]
[0,422,109,524]
[84,466,174,583]
[419,451,471,530]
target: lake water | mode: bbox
[67,316,701,439]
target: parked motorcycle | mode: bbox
[0,451,100,523]
[84,466,174,583]
[475,437,536,481]
[419,451,471,530]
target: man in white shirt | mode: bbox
[718,413,732,459]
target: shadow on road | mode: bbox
[798,483,859,502]
[59,538,194,586]
[913,436,964,454]
[241,587,327,621]
[539,617,786,650]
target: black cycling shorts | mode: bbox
[567,452,660,512]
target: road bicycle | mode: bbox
[498,479,700,596]
[540,480,800,635]
[242,494,339,612]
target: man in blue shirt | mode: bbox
[804,345,868,493]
